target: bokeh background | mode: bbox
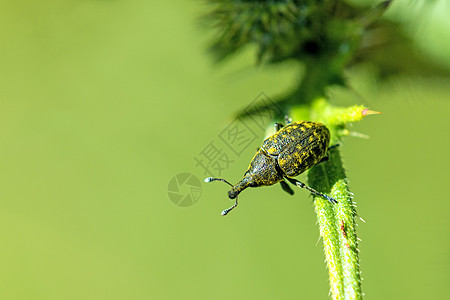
[0,0,449,299]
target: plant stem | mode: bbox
[308,147,362,300]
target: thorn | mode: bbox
[359,217,366,223]
[315,236,321,247]
[362,108,382,116]
[348,131,370,139]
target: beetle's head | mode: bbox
[228,189,238,199]
[227,178,252,199]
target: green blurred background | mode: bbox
[0,0,449,299]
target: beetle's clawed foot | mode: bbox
[328,143,340,151]
[324,195,338,204]
[284,115,292,124]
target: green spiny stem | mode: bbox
[308,148,362,300]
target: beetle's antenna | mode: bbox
[204,177,233,187]
[204,177,239,216]
[221,197,238,216]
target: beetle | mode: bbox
[205,120,338,215]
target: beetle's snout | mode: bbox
[228,190,238,199]
[227,179,249,199]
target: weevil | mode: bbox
[205,120,338,215]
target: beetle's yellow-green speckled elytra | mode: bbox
[205,120,338,215]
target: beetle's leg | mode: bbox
[284,115,292,124]
[319,144,340,163]
[280,180,294,195]
[328,143,340,151]
[319,156,329,163]
[275,122,283,132]
[285,177,338,204]
[276,115,292,131]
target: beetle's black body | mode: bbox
[205,120,337,215]
[228,121,330,199]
